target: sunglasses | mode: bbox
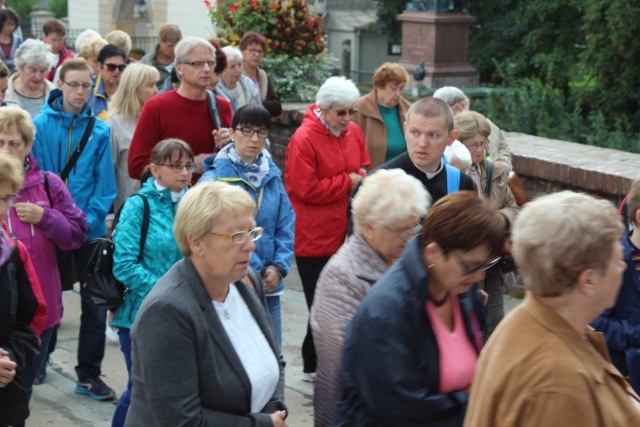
[332,108,359,117]
[104,63,127,72]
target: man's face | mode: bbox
[158,38,177,58]
[176,46,214,90]
[0,76,9,104]
[404,113,457,173]
[99,55,126,86]
[57,69,92,114]
[43,32,65,54]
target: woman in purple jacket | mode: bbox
[0,106,88,392]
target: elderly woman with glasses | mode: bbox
[5,39,55,118]
[333,191,504,427]
[217,46,262,113]
[125,181,287,427]
[285,76,370,382]
[454,110,518,335]
[199,104,295,347]
[310,168,431,426]
[239,31,281,117]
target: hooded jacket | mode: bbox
[200,144,295,294]
[87,73,109,121]
[32,89,116,240]
[284,104,370,257]
[5,154,87,330]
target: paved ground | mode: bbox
[27,261,522,426]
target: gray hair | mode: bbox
[352,168,431,235]
[15,39,55,70]
[74,29,102,52]
[222,45,242,64]
[175,37,216,65]
[433,86,470,108]
[316,76,360,109]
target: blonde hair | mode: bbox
[0,152,24,193]
[513,191,624,297]
[174,181,255,256]
[454,111,491,142]
[108,63,159,120]
[78,37,108,61]
[0,106,35,145]
[352,169,431,235]
[105,30,132,55]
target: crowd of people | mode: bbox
[0,11,639,427]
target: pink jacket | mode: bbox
[4,154,87,329]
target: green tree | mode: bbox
[8,0,39,17]
[370,0,410,44]
[47,0,68,18]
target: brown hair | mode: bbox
[0,60,9,78]
[454,110,492,142]
[628,173,640,228]
[239,31,267,51]
[159,23,182,44]
[406,96,455,132]
[43,18,66,36]
[372,62,409,89]
[59,58,92,81]
[0,8,19,31]
[141,138,194,183]
[207,38,227,75]
[420,191,505,257]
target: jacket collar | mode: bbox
[396,235,429,301]
[348,234,389,284]
[203,144,280,187]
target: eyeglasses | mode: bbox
[452,252,502,276]
[63,80,92,90]
[235,127,269,139]
[385,223,423,240]
[0,194,16,207]
[104,63,127,72]
[158,163,196,173]
[332,108,359,117]
[209,227,264,244]
[465,140,487,151]
[180,60,215,69]
[248,48,264,56]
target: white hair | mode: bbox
[352,168,431,235]
[444,140,472,170]
[315,76,360,109]
[15,39,55,70]
[222,45,242,64]
[433,86,470,107]
[175,37,215,65]
[74,29,102,52]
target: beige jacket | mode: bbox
[353,90,410,169]
[468,159,519,226]
[486,118,513,171]
[464,295,640,427]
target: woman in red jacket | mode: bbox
[284,76,370,381]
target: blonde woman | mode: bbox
[77,36,108,76]
[107,63,160,211]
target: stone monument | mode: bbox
[399,0,479,89]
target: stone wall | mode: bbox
[271,104,639,205]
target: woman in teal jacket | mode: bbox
[111,138,194,427]
[199,104,295,347]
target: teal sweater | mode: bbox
[111,178,185,329]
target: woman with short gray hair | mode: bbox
[217,46,261,113]
[284,75,371,382]
[310,168,430,426]
[5,39,56,118]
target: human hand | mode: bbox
[269,410,286,427]
[349,172,363,189]
[14,202,44,224]
[478,289,489,305]
[263,268,281,293]
[194,153,214,175]
[212,128,232,150]
[0,350,16,388]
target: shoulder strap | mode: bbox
[485,160,494,199]
[112,193,150,263]
[444,164,461,195]
[60,116,96,183]
[254,187,265,218]
[206,90,222,131]
[42,171,53,207]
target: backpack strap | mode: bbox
[485,160,494,199]
[60,117,96,183]
[112,193,150,263]
[206,90,222,131]
[444,164,461,194]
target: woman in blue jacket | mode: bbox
[199,104,295,346]
[110,138,194,427]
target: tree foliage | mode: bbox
[47,0,68,18]
[9,0,39,17]
[370,0,410,44]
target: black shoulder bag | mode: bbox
[60,117,96,183]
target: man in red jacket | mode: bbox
[128,37,232,184]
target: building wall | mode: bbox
[68,0,100,31]
[358,30,400,81]
[166,0,215,39]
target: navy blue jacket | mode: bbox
[333,236,487,427]
[592,233,640,375]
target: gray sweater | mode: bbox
[106,114,140,212]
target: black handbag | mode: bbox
[85,194,150,308]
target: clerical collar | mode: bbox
[412,160,443,179]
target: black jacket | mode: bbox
[333,236,487,427]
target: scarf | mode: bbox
[467,164,483,198]
[228,144,269,187]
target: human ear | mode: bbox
[424,242,442,267]
[576,269,596,297]
[448,129,459,146]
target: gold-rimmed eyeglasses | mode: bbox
[209,227,264,244]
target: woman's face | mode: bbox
[366,215,420,266]
[151,151,193,193]
[427,243,494,295]
[461,133,487,165]
[222,61,242,86]
[196,209,257,287]
[241,43,264,69]
[232,124,269,164]
[1,19,16,37]
[20,64,48,92]
[321,103,357,132]
[0,181,14,222]
[376,81,404,108]
[136,80,158,106]
[0,128,31,162]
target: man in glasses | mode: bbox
[88,44,127,120]
[128,37,232,184]
[32,58,117,402]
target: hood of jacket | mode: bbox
[300,104,359,141]
[202,143,280,188]
[41,88,95,127]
